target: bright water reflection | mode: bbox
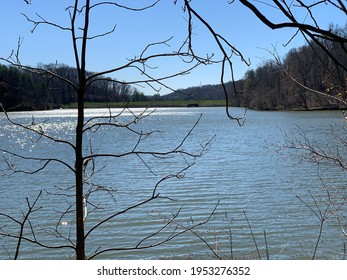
[0,107,346,259]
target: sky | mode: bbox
[1,0,346,95]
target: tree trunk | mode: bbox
[75,0,90,260]
[75,86,85,259]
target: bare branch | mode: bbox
[21,13,71,34]
[243,211,262,260]
[279,126,347,170]
[82,107,156,133]
[85,50,205,90]
[184,0,248,124]
[1,149,75,174]
[76,24,117,40]
[88,200,219,260]
[82,113,214,164]
[240,0,347,43]
[89,0,160,12]
[240,0,347,74]
[0,58,78,91]
[1,105,76,151]
[0,191,42,259]
[84,195,159,241]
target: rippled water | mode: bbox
[0,107,346,260]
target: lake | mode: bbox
[0,107,346,260]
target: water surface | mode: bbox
[0,107,346,259]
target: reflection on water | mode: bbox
[0,107,346,259]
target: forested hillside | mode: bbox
[162,25,347,110]
[0,63,147,110]
[240,26,347,110]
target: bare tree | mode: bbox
[239,0,347,106]
[238,1,347,257]
[269,124,347,258]
[0,1,250,259]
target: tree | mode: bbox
[242,1,347,256]
[0,0,248,260]
[270,124,347,259]
[239,0,347,107]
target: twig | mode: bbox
[243,211,261,259]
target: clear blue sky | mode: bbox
[1,0,346,95]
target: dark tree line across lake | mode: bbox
[240,25,347,110]
[0,63,147,111]
[1,25,346,111]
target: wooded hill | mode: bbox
[1,25,346,111]
[0,63,147,111]
[161,25,347,110]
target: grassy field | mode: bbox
[64,100,228,109]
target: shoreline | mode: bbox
[1,100,345,113]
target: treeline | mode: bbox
[1,25,346,111]
[160,81,242,104]
[240,25,347,110]
[0,63,147,111]
[162,24,347,110]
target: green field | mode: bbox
[64,100,228,109]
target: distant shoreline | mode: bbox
[2,100,345,113]
[63,100,346,111]
[63,100,228,109]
